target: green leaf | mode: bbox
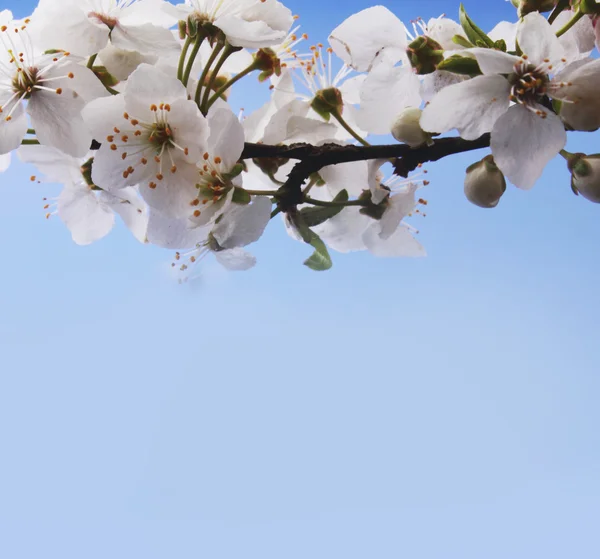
[231,186,251,205]
[304,232,333,271]
[459,3,495,48]
[290,212,333,271]
[437,55,482,76]
[298,189,349,227]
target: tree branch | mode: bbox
[241,134,491,211]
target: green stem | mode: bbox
[302,177,318,196]
[177,36,192,82]
[331,111,370,147]
[205,62,259,112]
[195,41,224,111]
[559,149,575,160]
[105,85,119,96]
[555,11,585,37]
[21,139,40,145]
[270,207,282,219]
[200,44,236,112]
[86,54,97,69]
[548,0,571,25]
[303,196,367,208]
[182,34,205,87]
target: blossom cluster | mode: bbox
[2,0,600,274]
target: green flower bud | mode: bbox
[568,154,600,203]
[390,108,434,148]
[253,48,282,82]
[310,87,344,121]
[464,155,507,208]
[406,36,444,75]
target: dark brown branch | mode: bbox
[241,134,491,211]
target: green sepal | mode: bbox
[493,39,507,52]
[571,176,580,196]
[437,55,482,76]
[298,189,349,227]
[452,34,474,48]
[459,4,495,48]
[225,163,244,180]
[92,65,120,88]
[232,186,251,205]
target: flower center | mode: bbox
[88,12,118,29]
[509,63,550,108]
[12,66,39,99]
[148,122,173,147]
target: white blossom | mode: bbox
[28,0,179,57]
[83,63,209,217]
[0,16,107,157]
[19,144,147,245]
[164,0,293,49]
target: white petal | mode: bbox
[468,48,519,75]
[0,100,27,154]
[98,43,158,81]
[491,104,566,189]
[488,21,517,52]
[420,75,511,140]
[0,152,11,172]
[215,247,257,271]
[124,63,187,122]
[313,207,371,253]
[357,61,421,135]
[82,94,127,139]
[28,89,92,158]
[420,70,467,103]
[99,187,148,243]
[552,10,595,61]
[517,12,564,66]
[110,23,179,55]
[29,0,108,56]
[58,184,115,245]
[328,6,407,72]
[17,145,83,184]
[363,223,426,258]
[207,108,245,169]
[320,160,369,198]
[213,196,272,249]
[146,208,207,249]
[426,17,464,51]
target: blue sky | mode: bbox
[1,1,600,558]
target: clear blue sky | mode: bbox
[1,1,600,558]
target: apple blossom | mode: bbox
[19,145,148,244]
[83,63,209,217]
[28,0,179,57]
[420,12,600,188]
[164,0,293,49]
[0,16,107,157]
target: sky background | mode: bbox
[1,1,600,558]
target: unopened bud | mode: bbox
[558,100,600,132]
[464,155,506,208]
[511,0,558,16]
[568,154,600,203]
[406,36,444,75]
[390,108,433,148]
